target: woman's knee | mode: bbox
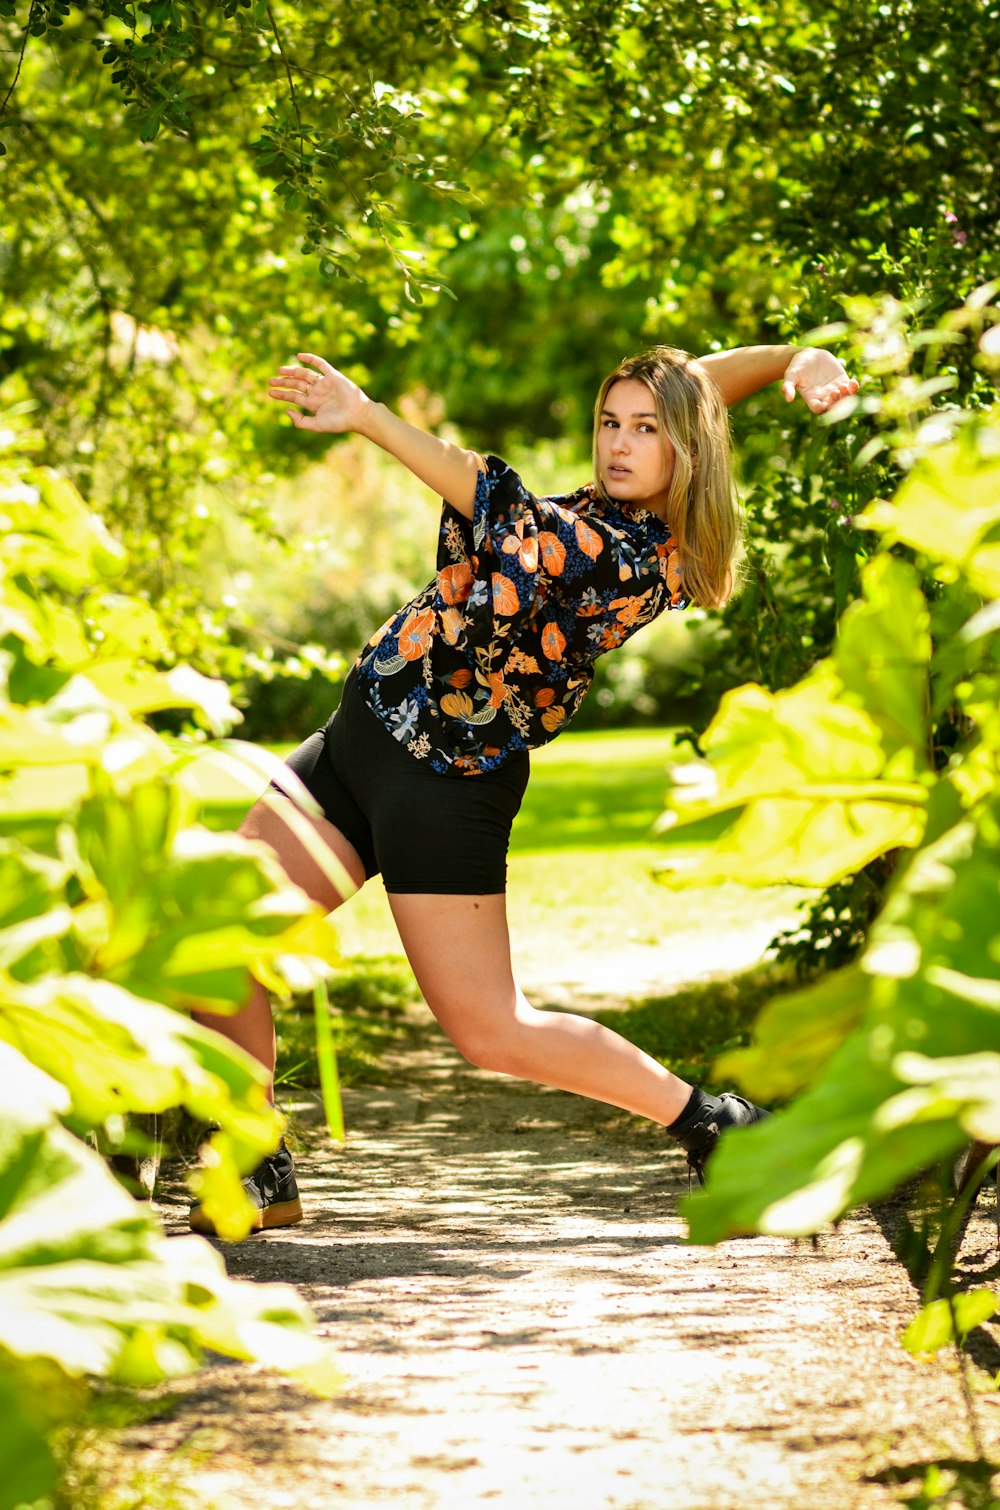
[443,1011,529,1077]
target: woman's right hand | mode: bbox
[270,350,480,516]
[266,352,373,433]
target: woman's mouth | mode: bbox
[608,465,631,476]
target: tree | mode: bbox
[1,0,996,814]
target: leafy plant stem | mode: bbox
[922,1149,1000,1308]
[947,1286,986,1462]
[265,2,303,152]
[313,978,344,1142]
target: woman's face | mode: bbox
[596,378,675,513]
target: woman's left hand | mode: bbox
[780,349,859,414]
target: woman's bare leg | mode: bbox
[388,891,692,1126]
[193,794,366,1098]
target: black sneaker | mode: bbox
[189,1140,303,1235]
[673,1093,770,1189]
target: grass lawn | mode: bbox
[276,723,810,1090]
[326,726,810,1005]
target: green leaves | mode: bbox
[1,468,126,592]
[858,421,1000,598]
[903,1290,999,1357]
[0,440,346,1488]
[715,965,868,1102]
[655,555,932,887]
[0,1037,338,1469]
[675,401,1000,1248]
[66,781,341,1007]
[686,789,1000,1242]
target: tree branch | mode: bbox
[0,1,37,120]
[265,2,303,150]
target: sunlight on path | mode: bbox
[146,1039,995,1509]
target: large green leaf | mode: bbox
[903,1289,1000,1356]
[686,1024,966,1241]
[715,965,868,1100]
[834,552,932,759]
[0,682,117,769]
[70,784,341,1005]
[0,971,274,1133]
[655,556,932,887]
[0,578,91,666]
[0,968,288,1238]
[857,422,1000,598]
[83,592,170,660]
[0,1041,339,1393]
[0,1358,67,1510]
[0,469,125,592]
[83,659,241,736]
[687,798,1000,1241]
[0,841,70,979]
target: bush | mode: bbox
[648,287,1000,1247]
[0,441,344,1507]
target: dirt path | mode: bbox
[140,1021,1000,1510]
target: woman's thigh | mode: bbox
[241,792,366,914]
[387,891,519,1059]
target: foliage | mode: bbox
[2,0,997,748]
[592,962,797,1091]
[871,1458,1000,1510]
[275,957,416,1092]
[656,551,933,888]
[904,1289,1000,1357]
[649,296,1000,1245]
[0,440,347,1506]
[769,870,888,978]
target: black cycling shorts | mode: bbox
[269,669,530,895]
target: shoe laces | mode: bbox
[685,1118,720,1192]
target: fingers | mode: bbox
[297,351,337,377]
[802,376,860,413]
[267,363,323,417]
[270,365,317,392]
[781,378,796,402]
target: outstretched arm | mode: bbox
[694,345,858,413]
[267,352,481,518]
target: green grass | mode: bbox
[321,726,811,1091]
[514,726,681,851]
[592,962,797,1094]
[274,957,417,1093]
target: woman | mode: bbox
[191,340,857,1233]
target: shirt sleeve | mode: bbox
[433,454,673,651]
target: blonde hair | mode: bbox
[592,346,743,609]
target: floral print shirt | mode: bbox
[355,454,689,776]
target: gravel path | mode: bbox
[140,1022,1000,1510]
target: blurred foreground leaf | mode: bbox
[656,556,932,887]
[687,796,1000,1241]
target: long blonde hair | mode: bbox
[592,346,742,609]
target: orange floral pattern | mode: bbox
[397,607,434,661]
[356,456,688,775]
[437,561,474,605]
